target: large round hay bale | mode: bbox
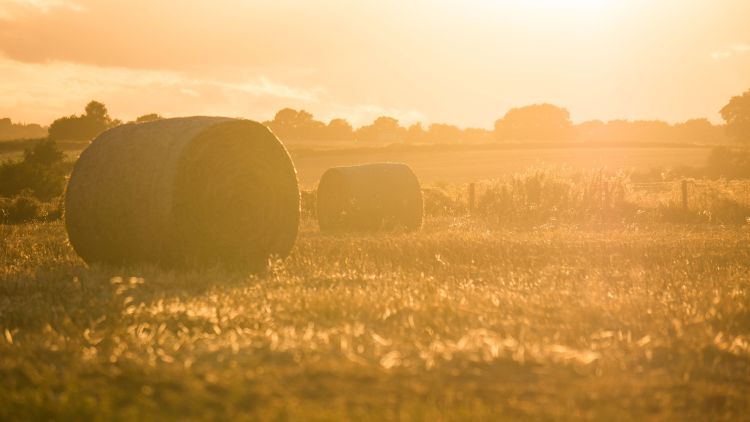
[317,163,422,232]
[64,116,300,268]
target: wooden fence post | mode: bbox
[681,180,688,210]
[468,183,476,215]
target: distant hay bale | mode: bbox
[317,163,423,232]
[64,117,300,268]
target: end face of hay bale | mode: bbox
[64,116,300,269]
[316,163,423,232]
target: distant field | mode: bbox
[0,150,81,162]
[0,141,713,185]
[0,139,87,162]
[290,144,712,186]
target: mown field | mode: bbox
[290,144,712,186]
[1,212,749,420]
[1,142,748,419]
[1,141,712,186]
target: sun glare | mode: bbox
[534,0,615,10]
[3,0,750,421]
[509,0,618,18]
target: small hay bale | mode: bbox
[316,163,423,232]
[64,116,300,268]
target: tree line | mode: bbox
[0,118,47,141]
[1,89,749,144]
[265,102,741,144]
[0,102,162,143]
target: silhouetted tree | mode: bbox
[302,115,326,140]
[426,123,462,143]
[406,123,426,143]
[356,116,406,143]
[575,119,708,144]
[266,108,327,141]
[257,103,732,146]
[0,118,47,141]
[48,101,118,141]
[720,89,750,143]
[85,101,107,120]
[24,138,64,166]
[674,118,727,144]
[326,118,354,141]
[576,120,607,143]
[274,108,299,124]
[462,127,492,143]
[494,104,573,141]
[273,108,303,138]
[135,113,163,123]
[610,120,672,142]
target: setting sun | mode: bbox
[537,0,616,11]
[500,0,619,15]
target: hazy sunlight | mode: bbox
[1,1,749,420]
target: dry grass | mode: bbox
[1,215,749,420]
[420,170,750,226]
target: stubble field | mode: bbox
[1,142,748,420]
[1,215,749,420]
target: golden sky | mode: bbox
[0,0,749,127]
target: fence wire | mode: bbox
[462,179,750,211]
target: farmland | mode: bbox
[289,143,712,186]
[1,138,749,420]
[2,192,750,420]
[0,141,714,186]
[2,0,750,418]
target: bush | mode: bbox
[0,193,41,224]
[672,147,750,180]
[45,196,64,222]
[704,147,750,179]
[0,139,67,201]
[422,186,466,217]
[476,169,634,225]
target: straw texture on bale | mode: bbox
[65,116,300,268]
[316,163,423,232]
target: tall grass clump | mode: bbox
[657,180,750,224]
[476,169,634,226]
[0,192,64,224]
[0,192,40,224]
[300,188,317,219]
[422,184,467,217]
